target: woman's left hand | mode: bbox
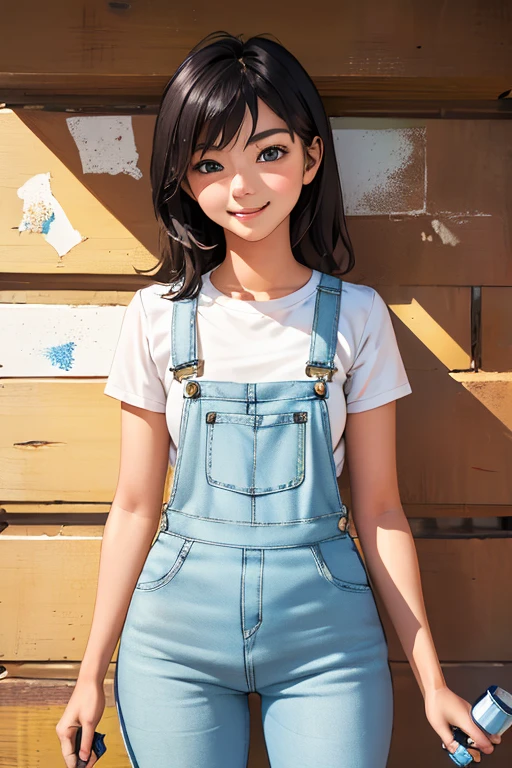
[424,685,502,762]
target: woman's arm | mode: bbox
[344,401,499,758]
[57,402,171,766]
[79,402,171,683]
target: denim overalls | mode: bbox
[114,272,393,768]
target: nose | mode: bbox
[230,170,256,198]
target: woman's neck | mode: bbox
[213,219,313,300]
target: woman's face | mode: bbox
[182,97,323,242]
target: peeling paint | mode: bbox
[66,116,143,179]
[431,219,461,246]
[333,127,427,215]
[17,173,85,257]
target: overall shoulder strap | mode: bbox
[305,272,343,381]
[168,295,204,381]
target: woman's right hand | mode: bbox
[55,676,106,768]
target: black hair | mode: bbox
[137,30,355,300]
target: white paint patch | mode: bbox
[0,304,127,376]
[66,116,143,180]
[332,127,426,215]
[421,232,433,242]
[431,219,461,246]
[17,172,85,257]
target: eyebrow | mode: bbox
[193,128,292,153]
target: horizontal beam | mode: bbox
[1,75,511,112]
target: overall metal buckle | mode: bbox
[169,359,205,382]
[305,364,338,382]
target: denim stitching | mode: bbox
[114,655,140,768]
[308,278,322,365]
[309,543,371,593]
[328,283,342,367]
[243,550,263,639]
[252,415,257,507]
[196,391,320,402]
[319,398,344,509]
[165,506,346,526]
[241,548,247,636]
[167,396,191,507]
[189,296,196,360]
[135,538,194,591]
[205,416,306,495]
[161,524,348,550]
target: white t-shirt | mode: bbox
[104,267,412,476]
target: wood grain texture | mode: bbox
[481,288,512,372]
[1,531,510,662]
[0,110,157,275]
[395,370,512,504]
[2,664,511,768]
[377,538,512,662]
[0,380,121,502]
[1,0,510,105]
[381,286,471,371]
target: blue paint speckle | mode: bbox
[41,211,55,234]
[43,341,76,371]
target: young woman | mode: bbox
[56,31,501,768]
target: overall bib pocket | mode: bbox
[310,535,371,593]
[205,411,306,495]
[135,531,194,592]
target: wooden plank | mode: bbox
[451,372,512,431]
[3,500,512,520]
[340,364,512,507]
[3,111,510,284]
[396,370,512,505]
[346,118,511,285]
[8,371,510,506]
[0,536,112,661]
[402,504,512,519]
[2,665,511,768]
[16,111,159,264]
[389,662,512,768]
[1,304,127,376]
[347,215,510,285]
[481,288,512,372]
[0,379,175,504]
[375,538,512,662]
[380,286,471,371]
[2,533,510,662]
[0,290,133,305]
[0,110,156,274]
[0,678,128,768]
[1,1,510,104]
[0,381,121,502]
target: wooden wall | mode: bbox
[1,2,511,767]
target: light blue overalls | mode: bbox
[114,272,393,768]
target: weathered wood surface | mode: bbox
[1,529,510,662]
[2,663,511,768]
[1,0,510,106]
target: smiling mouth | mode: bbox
[228,202,270,216]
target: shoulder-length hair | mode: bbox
[138,30,355,300]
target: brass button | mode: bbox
[185,380,200,398]
[314,380,326,397]
[206,411,216,423]
[338,515,347,532]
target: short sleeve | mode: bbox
[104,289,167,412]
[344,288,412,413]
